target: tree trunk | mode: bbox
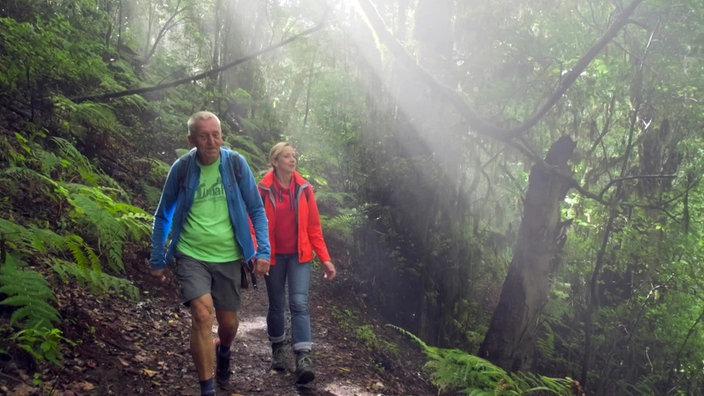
[478,135,576,371]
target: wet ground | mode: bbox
[0,258,437,396]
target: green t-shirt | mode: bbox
[177,158,243,262]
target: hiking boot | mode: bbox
[295,350,315,385]
[215,340,232,389]
[271,342,286,371]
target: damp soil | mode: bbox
[0,256,437,396]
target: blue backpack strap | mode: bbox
[176,149,196,187]
[227,150,242,183]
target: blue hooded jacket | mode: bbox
[149,147,270,269]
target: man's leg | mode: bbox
[210,260,243,389]
[189,294,216,381]
[215,310,239,390]
[173,253,225,394]
[214,309,238,389]
[215,310,239,348]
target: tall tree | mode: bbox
[478,136,576,371]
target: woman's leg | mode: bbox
[264,255,290,343]
[287,258,312,352]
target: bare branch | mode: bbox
[356,0,644,140]
[71,23,325,103]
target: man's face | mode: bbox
[188,118,222,165]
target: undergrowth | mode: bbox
[389,324,577,395]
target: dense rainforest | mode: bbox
[2,0,704,395]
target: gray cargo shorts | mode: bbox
[173,251,243,311]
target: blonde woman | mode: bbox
[257,142,336,385]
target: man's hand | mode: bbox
[252,258,271,276]
[150,268,169,283]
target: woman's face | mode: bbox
[274,146,297,173]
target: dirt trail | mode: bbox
[1,259,437,396]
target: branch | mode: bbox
[598,174,677,200]
[71,22,325,103]
[144,0,188,64]
[512,0,645,139]
[356,0,644,140]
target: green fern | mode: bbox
[52,137,125,194]
[0,134,24,165]
[0,209,71,368]
[1,166,61,199]
[13,326,73,367]
[51,259,139,299]
[388,324,575,395]
[0,218,102,271]
[0,219,135,299]
[65,183,152,273]
[0,255,60,329]
[321,208,363,242]
[0,218,35,254]
[65,234,102,271]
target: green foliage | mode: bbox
[0,216,140,296]
[319,206,363,242]
[354,324,399,356]
[12,326,74,367]
[65,183,151,273]
[0,14,117,108]
[1,132,152,274]
[389,325,574,395]
[0,255,60,330]
[51,136,124,191]
[3,0,704,392]
[331,307,400,369]
[51,259,139,299]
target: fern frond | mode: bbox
[86,243,102,272]
[389,324,575,395]
[114,205,152,239]
[52,137,124,193]
[1,166,59,192]
[34,148,65,176]
[65,235,89,268]
[28,226,67,254]
[51,259,139,299]
[65,184,129,272]
[8,302,61,328]
[70,102,119,132]
[106,240,125,272]
[0,218,34,252]
[0,255,60,328]
[323,212,362,241]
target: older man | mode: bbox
[150,111,270,395]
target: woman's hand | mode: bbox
[322,260,336,281]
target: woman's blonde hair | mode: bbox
[268,142,294,167]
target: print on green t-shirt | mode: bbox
[178,158,243,262]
